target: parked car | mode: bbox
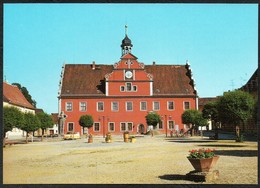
[63,132,80,140]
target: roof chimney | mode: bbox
[92,61,96,70]
[153,61,156,65]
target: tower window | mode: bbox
[120,86,125,92]
[126,83,132,91]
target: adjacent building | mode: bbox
[3,82,35,138]
[58,31,198,136]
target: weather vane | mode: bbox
[125,25,128,35]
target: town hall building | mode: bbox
[58,28,198,136]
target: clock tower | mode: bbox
[121,25,133,56]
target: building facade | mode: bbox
[3,82,35,138]
[58,32,198,136]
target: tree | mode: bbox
[202,101,221,139]
[12,83,37,108]
[217,90,255,134]
[3,106,24,147]
[182,109,208,136]
[79,115,94,135]
[22,112,41,143]
[145,112,161,128]
[37,112,54,141]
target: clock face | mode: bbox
[125,71,133,79]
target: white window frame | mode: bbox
[140,101,147,111]
[111,102,119,112]
[67,122,74,132]
[94,122,100,132]
[79,102,87,112]
[184,101,190,110]
[108,122,115,132]
[168,120,175,130]
[97,102,104,112]
[120,86,125,92]
[153,101,160,111]
[133,85,138,92]
[120,122,133,132]
[120,122,127,132]
[127,122,133,131]
[158,121,164,130]
[126,101,133,111]
[126,82,132,91]
[167,101,174,111]
[66,102,73,112]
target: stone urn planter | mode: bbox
[188,156,219,172]
[88,134,93,143]
[105,132,112,143]
[123,131,129,142]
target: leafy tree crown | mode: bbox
[145,112,161,127]
[79,115,94,128]
[217,90,255,125]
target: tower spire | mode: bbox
[125,25,128,36]
[121,25,133,56]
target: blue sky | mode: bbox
[4,4,258,114]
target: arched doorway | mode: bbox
[138,124,145,134]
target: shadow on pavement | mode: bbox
[166,139,218,143]
[197,144,247,148]
[158,174,202,183]
[214,150,258,157]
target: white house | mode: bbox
[3,82,35,138]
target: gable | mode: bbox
[60,63,196,97]
[3,82,35,109]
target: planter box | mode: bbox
[188,156,219,172]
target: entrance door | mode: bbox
[49,130,54,135]
[138,124,145,134]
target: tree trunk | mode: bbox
[191,125,195,137]
[41,129,44,142]
[235,125,240,138]
[3,132,6,147]
[26,132,28,144]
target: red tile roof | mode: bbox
[3,82,35,109]
[51,113,59,124]
[60,63,196,97]
[198,97,218,111]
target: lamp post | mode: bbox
[103,116,105,138]
[165,115,168,137]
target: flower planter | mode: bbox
[188,156,219,172]
[88,134,93,143]
[88,137,93,143]
[123,132,129,142]
[130,137,136,143]
[105,133,112,143]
